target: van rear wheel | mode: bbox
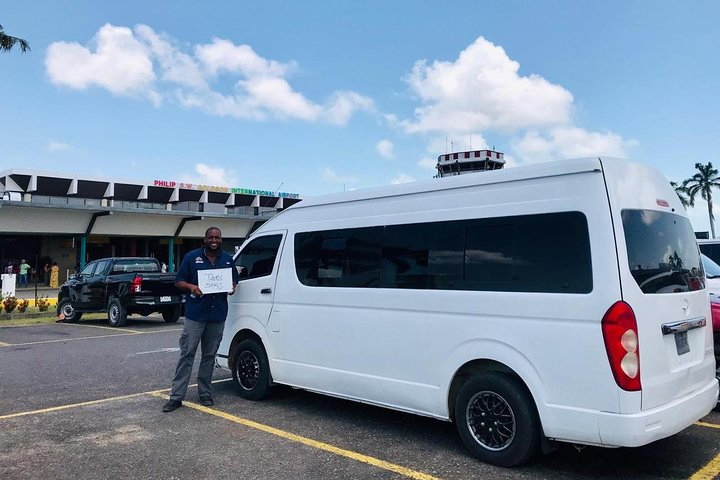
[454,373,540,467]
[232,339,271,400]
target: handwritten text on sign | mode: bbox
[198,268,233,294]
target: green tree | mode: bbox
[670,180,693,208]
[0,24,30,53]
[685,162,720,238]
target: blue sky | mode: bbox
[2,1,719,231]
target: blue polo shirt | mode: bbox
[176,247,240,323]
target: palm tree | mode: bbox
[0,24,30,53]
[685,162,720,238]
[670,180,693,208]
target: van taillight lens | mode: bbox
[132,275,142,293]
[601,301,641,391]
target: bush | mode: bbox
[16,299,29,313]
[3,296,18,314]
[36,296,50,312]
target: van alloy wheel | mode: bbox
[466,391,516,451]
[237,351,259,390]
[232,339,272,400]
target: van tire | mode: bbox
[107,298,128,327]
[58,299,82,323]
[161,305,181,323]
[454,373,540,467]
[233,339,271,400]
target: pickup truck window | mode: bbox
[111,259,161,274]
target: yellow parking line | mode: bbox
[0,328,179,348]
[0,389,168,420]
[0,379,230,420]
[696,421,720,430]
[60,323,143,334]
[690,451,720,480]
[0,341,10,346]
[0,332,141,347]
[147,391,440,480]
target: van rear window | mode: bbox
[621,210,704,294]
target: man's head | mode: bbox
[204,227,222,253]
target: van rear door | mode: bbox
[601,158,716,410]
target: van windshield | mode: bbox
[622,209,704,294]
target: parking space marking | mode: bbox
[60,323,143,334]
[696,421,720,430]
[0,329,178,348]
[0,389,168,420]
[147,391,440,480]
[690,451,720,480]
[0,341,10,346]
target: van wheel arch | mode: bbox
[448,360,529,423]
[228,329,271,383]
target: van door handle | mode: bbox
[261,288,272,294]
[661,317,706,335]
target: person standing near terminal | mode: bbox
[49,261,59,289]
[18,259,30,288]
[163,227,239,412]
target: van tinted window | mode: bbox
[235,235,283,279]
[295,212,592,293]
[295,228,382,287]
[622,210,704,294]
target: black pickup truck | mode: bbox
[57,257,183,327]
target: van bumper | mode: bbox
[597,377,719,447]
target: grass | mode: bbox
[0,313,106,327]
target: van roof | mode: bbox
[294,157,609,209]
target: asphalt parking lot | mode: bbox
[1,318,718,480]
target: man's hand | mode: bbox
[228,283,237,296]
[190,285,203,297]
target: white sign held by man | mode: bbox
[198,268,233,294]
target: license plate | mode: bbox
[674,331,689,355]
[160,296,172,302]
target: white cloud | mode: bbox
[391,174,415,184]
[46,24,155,96]
[45,24,373,125]
[513,127,633,163]
[376,139,394,159]
[47,140,73,152]
[417,157,437,170]
[402,37,573,134]
[321,168,356,184]
[179,163,238,187]
[400,37,632,167]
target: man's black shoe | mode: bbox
[162,400,182,412]
[198,397,214,407]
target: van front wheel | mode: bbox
[454,373,540,467]
[232,339,271,400]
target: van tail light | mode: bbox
[131,275,142,293]
[711,301,720,331]
[601,301,641,391]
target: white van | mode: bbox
[218,157,718,467]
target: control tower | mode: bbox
[435,149,505,178]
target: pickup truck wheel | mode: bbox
[232,339,272,400]
[162,305,181,323]
[58,299,82,323]
[107,298,128,327]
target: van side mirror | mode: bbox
[237,265,248,279]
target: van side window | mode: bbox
[294,212,592,293]
[381,224,429,289]
[235,235,283,280]
[295,227,382,287]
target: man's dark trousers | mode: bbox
[169,318,224,401]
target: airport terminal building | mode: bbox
[0,168,301,282]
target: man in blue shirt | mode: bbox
[163,226,240,412]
